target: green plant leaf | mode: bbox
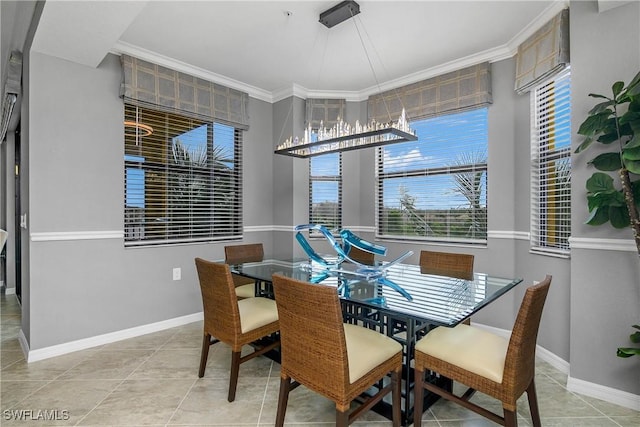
[624,145,640,159]
[624,159,640,174]
[578,112,613,136]
[588,93,610,99]
[597,131,620,144]
[588,101,615,115]
[617,347,640,358]
[623,134,640,151]
[631,330,640,343]
[575,137,594,153]
[586,172,615,193]
[619,111,640,125]
[589,152,622,170]
[612,81,625,97]
[586,206,609,225]
[609,205,631,228]
[627,70,640,91]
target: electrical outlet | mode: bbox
[172,267,181,281]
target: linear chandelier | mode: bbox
[275,108,416,158]
[274,1,417,159]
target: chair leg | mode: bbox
[336,409,349,427]
[413,368,425,427]
[228,350,241,402]
[275,376,291,427]
[503,407,518,427]
[527,380,541,427]
[198,333,211,378]
[391,370,401,427]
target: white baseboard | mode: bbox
[474,322,640,410]
[567,376,640,411]
[25,312,203,363]
[4,286,16,295]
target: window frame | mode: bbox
[123,104,243,247]
[375,108,489,244]
[529,67,571,256]
[308,152,342,235]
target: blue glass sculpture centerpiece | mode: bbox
[294,224,414,302]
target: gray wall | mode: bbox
[24,52,275,350]
[568,0,640,394]
[14,0,639,399]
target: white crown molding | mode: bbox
[488,230,530,241]
[31,231,123,242]
[26,312,203,363]
[567,376,640,411]
[569,237,637,252]
[110,41,274,103]
[505,0,569,56]
[111,1,569,105]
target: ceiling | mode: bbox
[24,1,570,102]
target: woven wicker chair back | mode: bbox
[272,274,350,398]
[419,250,475,280]
[346,246,375,265]
[195,258,242,344]
[224,243,264,264]
[504,275,551,395]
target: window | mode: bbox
[530,68,571,254]
[376,108,488,243]
[309,152,342,232]
[124,104,242,246]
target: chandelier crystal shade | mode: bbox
[274,1,418,159]
[275,108,417,158]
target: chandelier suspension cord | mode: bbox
[276,13,297,148]
[350,11,407,124]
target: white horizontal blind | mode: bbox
[376,108,488,243]
[309,152,342,233]
[530,68,571,254]
[124,104,243,246]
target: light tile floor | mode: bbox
[1,291,639,426]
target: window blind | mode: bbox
[376,108,488,243]
[120,55,249,130]
[305,98,346,129]
[368,62,492,124]
[530,68,571,254]
[515,9,569,94]
[309,152,342,233]
[124,104,243,246]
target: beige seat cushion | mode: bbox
[415,324,508,383]
[344,323,402,384]
[235,283,255,299]
[238,297,278,333]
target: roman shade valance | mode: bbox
[305,98,346,129]
[120,54,250,130]
[368,62,492,123]
[514,8,569,94]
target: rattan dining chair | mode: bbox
[413,275,552,427]
[419,250,475,280]
[271,274,403,427]
[224,243,264,299]
[194,258,279,402]
[346,245,375,265]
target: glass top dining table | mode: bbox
[229,257,523,327]
[229,257,522,426]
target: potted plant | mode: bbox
[575,69,640,358]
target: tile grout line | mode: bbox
[73,334,174,426]
[165,377,199,426]
[256,359,274,426]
